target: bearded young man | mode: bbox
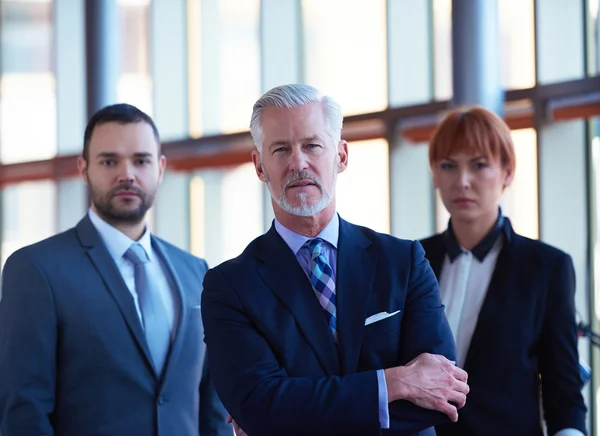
[201,84,469,436]
[0,104,230,436]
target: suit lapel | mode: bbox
[335,219,377,375]
[421,235,445,280]
[463,227,517,370]
[256,226,340,375]
[76,216,156,377]
[152,237,189,383]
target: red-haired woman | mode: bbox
[420,106,587,436]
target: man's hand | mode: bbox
[226,413,249,436]
[384,353,469,422]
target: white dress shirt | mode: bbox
[88,208,179,337]
[439,237,501,368]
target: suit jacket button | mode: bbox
[158,396,165,405]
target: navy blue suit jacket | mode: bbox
[201,218,456,436]
[0,216,230,436]
[420,218,587,436]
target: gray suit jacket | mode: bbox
[0,216,230,436]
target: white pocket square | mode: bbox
[364,310,402,326]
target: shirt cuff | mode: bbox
[376,369,390,429]
[554,429,585,436]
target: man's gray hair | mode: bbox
[249,84,343,151]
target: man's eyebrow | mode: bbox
[95,152,117,159]
[302,135,324,143]
[94,152,154,159]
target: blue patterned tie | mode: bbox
[304,238,337,341]
[124,244,171,374]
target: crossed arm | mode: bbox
[201,242,468,436]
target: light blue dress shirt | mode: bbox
[274,213,390,429]
[88,208,179,338]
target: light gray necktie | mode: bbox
[124,243,170,374]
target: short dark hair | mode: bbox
[82,103,160,162]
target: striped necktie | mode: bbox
[304,238,337,341]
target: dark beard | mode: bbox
[89,182,154,225]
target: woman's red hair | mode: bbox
[429,106,516,173]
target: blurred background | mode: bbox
[0,0,599,433]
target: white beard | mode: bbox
[264,158,338,217]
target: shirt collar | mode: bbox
[88,208,153,263]
[274,213,339,254]
[444,207,505,262]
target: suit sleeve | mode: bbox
[388,241,456,429]
[196,258,231,436]
[538,254,587,435]
[0,250,57,436]
[199,351,231,436]
[201,268,382,436]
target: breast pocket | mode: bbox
[364,310,403,334]
[360,310,404,369]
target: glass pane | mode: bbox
[587,0,600,75]
[435,128,539,240]
[220,163,263,261]
[187,0,203,137]
[190,174,206,258]
[195,164,263,267]
[498,0,535,89]
[501,128,538,239]
[337,139,390,233]
[117,0,152,114]
[2,181,57,266]
[432,0,452,101]
[302,0,387,115]
[0,0,56,163]
[536,0,585,84]
[218,0,261,133]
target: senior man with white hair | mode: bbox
[201,84,468,436]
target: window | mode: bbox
[220,163,263,260]
[501,128,538,239]
[2,181,57,266]
[0,0,56,163]
[302,0,387,115]
[217,0,261,133]
[587,0,600,75]
[337,139,390,233]
[190,0,261,135]
[117,0,152,114]
[498,0,535,89]
[191,163,263,267]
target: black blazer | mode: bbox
[420,218,586,436]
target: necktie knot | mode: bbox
[304,238,324,257]
[124,243,149,266]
